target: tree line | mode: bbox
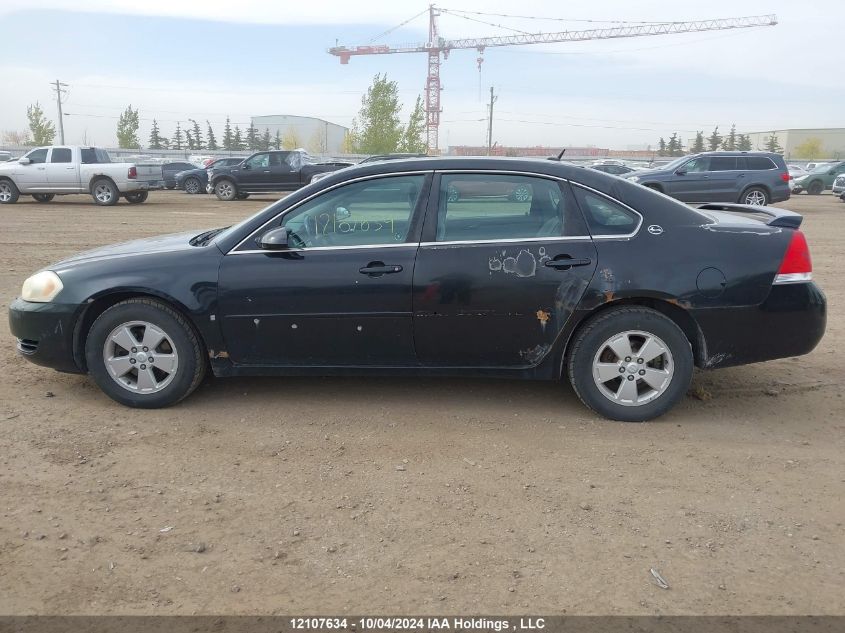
[656,124,783,156]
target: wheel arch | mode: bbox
[72,289,207,371]
[88,174,117,193]
[740,182,771,200]
[559,296,706,378]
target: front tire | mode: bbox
[124,191,148,204]
[214,179,237,201]
[807,180,824,195]
[91,178,119,206]
[183,177,202,194]
[85,298,206,408]
[0,179,20,204]
[567,307,693,422]
[32,193,55,203]
[740,186,768,206]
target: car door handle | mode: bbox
[359,262,403,276]
[545,257,592,270]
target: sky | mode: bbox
[0,0,842,151]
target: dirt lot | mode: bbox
[0,190,842,615]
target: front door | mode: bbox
[238,152,274,190]
[412,173,598,367]
[664,156,711,202]
[218,173,431,366]
[45,147,79,191]
[14,148,49,192]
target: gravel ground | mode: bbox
[0,190,842,615]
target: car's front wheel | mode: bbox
[214,179,238,201]
[124,191,148,204]
[567,306,693,422]
[183,177,202,194]
[85,298,206,408]
[740,186,768,206]
[32,193,55,203]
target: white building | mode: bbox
[250,115,348,154]
[745,128,845,159]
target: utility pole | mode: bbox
[486,86,497,156]
[52,79,68,144]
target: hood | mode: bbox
[628,167,667,179]
[52,230,203,269]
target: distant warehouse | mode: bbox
[745,128,845,159]
[250,115,348,154]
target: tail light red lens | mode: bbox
[775,230,812,284]
[128,166,137,179]
[780,172,790,182]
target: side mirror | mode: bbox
[242,163,251,170]
[259,227,290,250]
[336,206,351,220]
[675,169,687,176]
[18,157,31,165]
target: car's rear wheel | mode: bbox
[0,179,20,204]
[567,307,693,422]
[91,178,119,206]
[124,191,148,204]
[214,179,237,201]
[85,298,205,408]
[183,177,202,194]
[32,193,55,203]
[807,180,824,195]
[740,187,768,206]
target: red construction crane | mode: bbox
[328,7,777,153]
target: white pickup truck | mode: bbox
[0,146,163,206]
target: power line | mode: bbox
[51,79,68,144]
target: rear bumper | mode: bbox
[692,282,826,369]
[8,298,84,374]
[126,181,163,192]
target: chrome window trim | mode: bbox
[228,170,432,254]
[570,182,644,240]
[231,243,417,255]
[420,236,591,247]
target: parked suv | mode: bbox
[626,151,790,205]
[791,161,845,195]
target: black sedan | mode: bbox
[8,157,826,421]
[176,157,244,194]
[161,161,199,189]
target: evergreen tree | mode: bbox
[350,73,404,153]
[148,119,164,149]
[398,95,426,153]
[764,132,783,154]
[657,137,667,156]
[721,123,737,150]
[273,129,282,150]
[171,122,184,150]
[737,134,752,151]
[233,126,244,150]
[185,129,195,150]
[691,130,705,153]
[206,121,218,150]
[246,123,259,151]
[222,117,234,151]
[116,105,141,148]
[189,119,204,150]
[260,128,271,151]
[707,126,722,151]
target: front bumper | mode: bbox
[8,298,84,374]
[692,282,826,369]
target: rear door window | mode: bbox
[709,157,738,171]
[435,174,587,242]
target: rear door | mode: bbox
[45,147,78,191]
[707,156,742,201]
[412,171,598,367]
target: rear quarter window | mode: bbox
[745,157,777,170]
[573,186,641,236]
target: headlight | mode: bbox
[627,175,640,182]
[21,270,63,303]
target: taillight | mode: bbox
[774,230,812,284]
[780,172,790,182]
[128,166,137,179]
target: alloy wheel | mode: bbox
[592,330,674,407]
[95,184,114,204]
[744,190,767,205]
[102,320,179,394]
[0,183,12,202]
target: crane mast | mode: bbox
[329,7,777,153]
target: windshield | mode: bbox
[811,164,832,173]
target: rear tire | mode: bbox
[85,298,206,408]
[183,177,202,194]
[91,178,119,206]
[214,179,237,201]
[739,186,768,206]
[807,180,824,195]
[124,191,148,204]
[0,179,20,204]
[567,307,693,422]
[32,193,55,203]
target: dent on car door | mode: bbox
[412,173,598,367]
[217,173,432,366]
